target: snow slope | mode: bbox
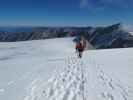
[0,37,133,100]
[0,38,74,100]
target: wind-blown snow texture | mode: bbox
[0,37,133,100]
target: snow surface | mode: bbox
[130,32,133,36]
[0,37,133,100]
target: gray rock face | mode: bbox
[84,23,133,49]
[0,27,92,42]
[0,24,133,49]
[0,32,44,42]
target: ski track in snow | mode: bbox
[25,56,133,100]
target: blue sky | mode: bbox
[0,0,133,30]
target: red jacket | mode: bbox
[76,42,84,51]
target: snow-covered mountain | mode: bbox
[130,32,133,36]
[0,37,133,100]
[86,23,133,49]
[0,27,91,42]
[1,23,133,49]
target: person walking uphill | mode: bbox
[75,40,86,58]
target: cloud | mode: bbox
[123,24,133,32]
[79,0,133,10]
[79,0,89,8]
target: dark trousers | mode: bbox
[76,49,83,58]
